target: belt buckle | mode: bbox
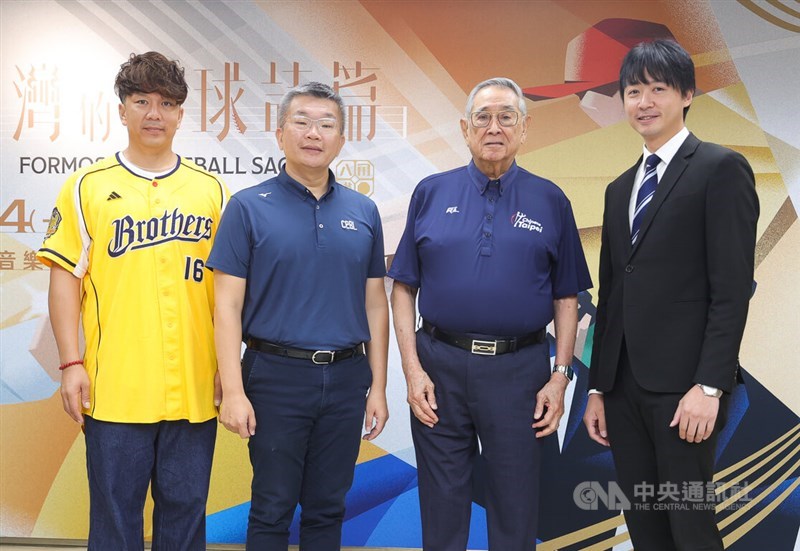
[312,350,335,364]
[471,339,497,356]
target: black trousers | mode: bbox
[604,348,728,551]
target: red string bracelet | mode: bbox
[59,359,84,370]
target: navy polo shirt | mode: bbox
[207,169,385,350]
[388,160,591,335]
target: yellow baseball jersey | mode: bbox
[38,153,229,423]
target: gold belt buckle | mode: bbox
[471,339,497,356]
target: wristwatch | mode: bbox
[553,364,574,381]
[697,384,722,398]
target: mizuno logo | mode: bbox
[107,191,122,201]
[446,206,460,214]
[258,192,272,198]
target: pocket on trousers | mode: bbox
[360,356,373,396]
[241,348,257,392]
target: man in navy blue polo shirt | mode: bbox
[207,82,389,551]
[389,77,592,551]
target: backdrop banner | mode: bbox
[1,1,798,549]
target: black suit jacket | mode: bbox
[589,133,759,394]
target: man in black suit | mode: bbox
[583,39,759,550]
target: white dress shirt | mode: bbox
[628,126,690,230]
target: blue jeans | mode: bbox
[84,416,217,551]
[242,348,372,551]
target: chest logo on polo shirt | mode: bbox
[511,211,543,233]
[108,208,213,257]
[445,206,460,214]
[340,219,357,231]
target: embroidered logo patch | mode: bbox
[340,219,357,231]
[44,207,62,239]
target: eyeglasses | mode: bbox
[469,110,520,128]
[288,115,340,135]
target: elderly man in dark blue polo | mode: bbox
[388,77,591,551]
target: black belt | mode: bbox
[421,320,545,356]
[246,338,365,365]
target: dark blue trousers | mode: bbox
[83,416,217,551]
[242,348,372,551]
[412,330,551,551]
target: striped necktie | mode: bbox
[631,153,661,245]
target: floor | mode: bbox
[0,542,418,551]
[0,548,413,551]
[0,548,415,551]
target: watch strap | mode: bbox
[553,364,574,381]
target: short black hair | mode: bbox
[619,39,696,118]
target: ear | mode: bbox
[276,127,285,152]
[118,103,127,126]
[177,106,184,129]
[520,114,531,143]
[460,118,469,141]
[683,90,694,108]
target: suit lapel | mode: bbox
[629,133,701,256]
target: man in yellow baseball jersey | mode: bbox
[37,52,228,550]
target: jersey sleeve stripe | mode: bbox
[38,248,77,268]
[86,274,102,417]
[218,179,228,211]
[74,174,92,276]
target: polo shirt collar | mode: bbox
[467,159,519,196]
[278,168,337,201]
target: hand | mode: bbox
[363,389,389,441]
[533,373,568,438]
[405,364,438,428]
[583,393,610,446]
[60,363,91,424]
[213,370,222,408]
[219,393,256,439]
[670,385,719,443]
